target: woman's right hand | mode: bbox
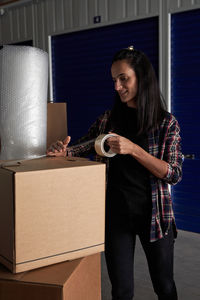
[46,136,71,157]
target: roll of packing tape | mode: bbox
[94,134,117,158]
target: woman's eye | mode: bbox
[121,77,127,81]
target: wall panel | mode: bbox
[8,10,13,41]
[107,0,126,20]
[44,0,56,34]
[71,0,79,28]
[168,0,179,11]
[12,8,20,40]
[1,11,12,43]
[1,0,200,49]
[72,0,88,28]
[0,2,33,45]
[127,0,159,19]
[181,0,195,8]
[97,0,108,22]
[55,0,65,32]
[24,4,33,40]
[34,0,46,49]
[126,0,137,17]
[63,0,73,29]
[18,7,28,39]
[79,0,89,26]
[168,0,200,11]
[88,0,97,25]
[0,0,161,48]
[138,0,149,15]
[149,0,159,14]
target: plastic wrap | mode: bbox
[0,45,48,161]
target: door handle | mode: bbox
[183,154,195,159]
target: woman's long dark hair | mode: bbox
[110,48,166,135]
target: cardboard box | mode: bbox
[0,157,105,273]
[0,253,101,300]
[47,102,67,148]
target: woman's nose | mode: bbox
[115,81,122,91]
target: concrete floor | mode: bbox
[101,230,200,300]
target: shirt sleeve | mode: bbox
[67,111,109,157]
[162,116,183,185]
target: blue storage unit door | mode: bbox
[51,17,158,143]
[171,9,200,233]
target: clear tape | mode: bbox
[0,45,48,161]
[94,134,116,157]
[64,134,116,158]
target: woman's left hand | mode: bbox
[107,132,135,155]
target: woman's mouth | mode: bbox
[119,91,128,97]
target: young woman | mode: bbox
[47,47,182,300]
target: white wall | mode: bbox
[0,0,200,103]
[0,0,161,50]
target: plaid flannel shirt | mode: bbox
[67,110,182,242]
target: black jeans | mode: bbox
[105,200,178,300]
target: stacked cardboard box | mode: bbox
[0,156,105,273]
[0,103,105,298]
[0,253,101,300]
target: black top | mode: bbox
[107,106,152,217]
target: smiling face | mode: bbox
[111,59,138,108]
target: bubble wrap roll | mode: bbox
[0,45,48,161]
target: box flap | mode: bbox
[47,102,67,148]
[2,156,103,173]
